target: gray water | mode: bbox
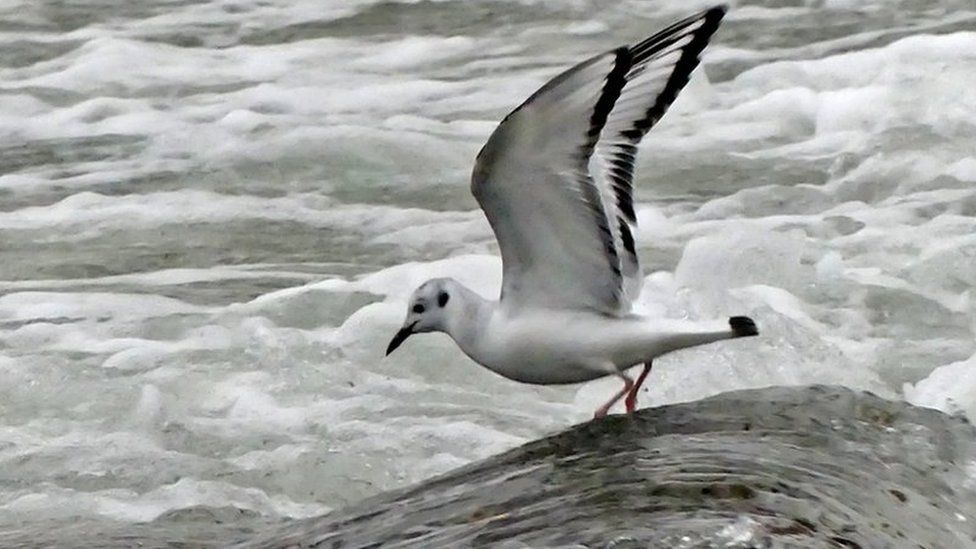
[1,0,976,544]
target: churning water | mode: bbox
[1,0,975,544]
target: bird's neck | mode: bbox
[443,286,493,355]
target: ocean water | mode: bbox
[1,0,975,542]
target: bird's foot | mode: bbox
[593,374,634,418]
[624,393,637,413]
[622,362,652,415]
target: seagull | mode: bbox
[386,5,758,418]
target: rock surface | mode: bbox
[236,385,976,548]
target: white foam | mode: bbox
[906,353,976,420]
[674,230,807,312]
[354,36,476,70]
[0,190,480,240]
[0,266,320,292]
[564,20,608,36]
[0,477,324,523]
[133,384,165,428]
[946,158,976,182]
[346,254,503,301]
[0,291,204,322]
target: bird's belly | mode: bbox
[474,329,610,385]
[484,355,606,385]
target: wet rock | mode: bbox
[236,385,976,548]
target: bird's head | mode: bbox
[386,278,459,355]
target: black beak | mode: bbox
[386,322,417,356]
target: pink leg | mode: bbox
[594,374,634,419]
[624,361,653,413]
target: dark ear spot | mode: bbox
[437,292,449,307]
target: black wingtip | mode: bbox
[704,5,729,33]
[730,316,759,337]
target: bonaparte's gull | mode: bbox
[387,5,758,417]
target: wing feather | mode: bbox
[472,6,727,315]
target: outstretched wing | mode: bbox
[472,6,726,315]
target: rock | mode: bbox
[235,385,976,548]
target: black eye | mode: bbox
[412,304,425,314]
[438,292,449,307]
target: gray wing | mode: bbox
[472,6,726,315]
